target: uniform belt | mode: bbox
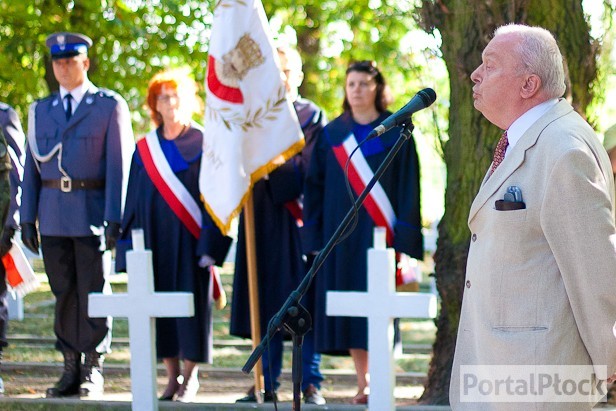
[42,178,105,192]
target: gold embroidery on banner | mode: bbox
[202,138,305,235]
[206,85,287,132]
[215,34,264,88]
[214,0,247,11]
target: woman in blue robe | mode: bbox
[302,61,423,404]
[117,69,231,402]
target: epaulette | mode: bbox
[96,88,120,100]
[37,94,56,103]
[0,102,8,111]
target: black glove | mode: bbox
[0,226,15,257]
[21,223,39,254]
[105,222,121,251]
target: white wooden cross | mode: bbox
[327,228,438,410]
[88,229,195,411]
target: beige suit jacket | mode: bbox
[450,100,616,411]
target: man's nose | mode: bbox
[470,67,481,83]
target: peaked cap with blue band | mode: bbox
[45,32,93,59]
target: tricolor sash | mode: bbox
[332,134,415,286]
[331,133,396,245]
[137,131,225,302]
[137,131,202,239]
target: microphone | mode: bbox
[367,88,437,139]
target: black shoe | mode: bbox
[46,350,81,398]
[236,386,277,402]
[303,384,326,405]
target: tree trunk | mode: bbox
[417,0,596,404]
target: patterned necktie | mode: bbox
[489,131,509,175]
[65,94,73,121]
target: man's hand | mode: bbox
[0,226,15,257]
[21,223,39,254]
[105,222,121,251]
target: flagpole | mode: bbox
[243,191,264,403]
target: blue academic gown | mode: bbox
[230,98,326,390]
[302,111,423,355]
[118,124,231,362]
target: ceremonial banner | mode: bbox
[3,240,40,297]
[201,0,304,234]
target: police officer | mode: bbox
[21,32,134,398]
[0,101,24,396]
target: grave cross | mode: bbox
[327,229,437,410]
[88,230,194,411]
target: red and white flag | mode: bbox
[200,0,304,234]
[2,240,40,297]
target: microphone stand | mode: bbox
[242,121,416,409]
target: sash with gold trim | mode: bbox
[136,130,224,303]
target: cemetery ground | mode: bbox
[3,261,616,410]
[0,261,438,408]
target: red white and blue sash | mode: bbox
[137,130,225,302]
[331,133,396,245]
[137,131,202,239]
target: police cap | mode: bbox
[45,32,93,60]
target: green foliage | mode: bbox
[0,0,215,133]
[0,0,446,138]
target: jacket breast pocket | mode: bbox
[490,207,527,223]
[38,132,60,153]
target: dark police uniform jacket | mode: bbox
[22,82,134,236]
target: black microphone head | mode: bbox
[418,88,437,107]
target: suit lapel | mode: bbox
[468,100,573,224]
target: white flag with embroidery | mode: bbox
[201,0,304,234]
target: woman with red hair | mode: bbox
[117,68,231,402]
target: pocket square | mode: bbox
[495,199,526,211]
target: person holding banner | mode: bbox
[21,32,134,399]
[0,101,25,395]
[117,68,231,403]
[231,45,327,405]
[302,60,423,404]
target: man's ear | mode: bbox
[83,57,91,71]
[521,74,541,99]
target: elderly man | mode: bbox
[21,32,134,398]
[450,24,616,410]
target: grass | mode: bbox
[7,261,438,373]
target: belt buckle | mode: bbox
[60,176,72,192]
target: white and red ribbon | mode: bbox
[3,240,39,297]
[137,131,225,301]
[332,134,396,245]
[137,131,202,239]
